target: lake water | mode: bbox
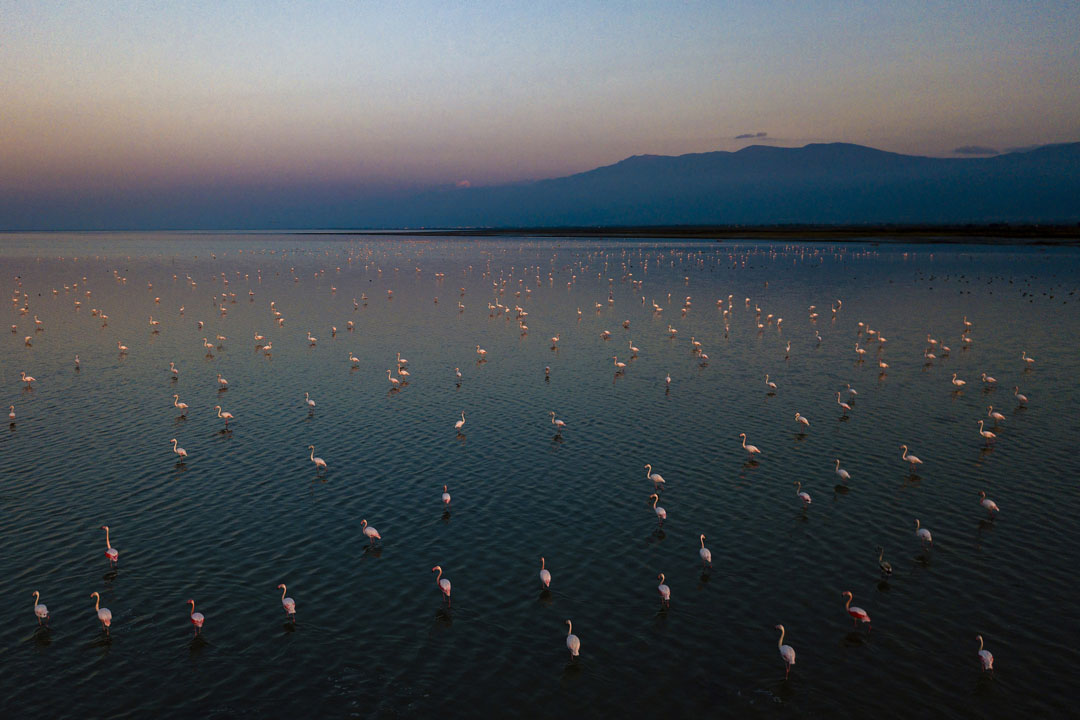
[1,233,1078,718]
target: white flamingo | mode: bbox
[649,493,666,525]
[277,584,296,621]
[308,445,327,472]
[441,484,451,506]
[977,420,996,444]
[794,481,812,505]
[360,519,381,545]
[91,592,112,635]
[432,566,451,604]
[644,463,665,488]
[549,411,566,432]
[915,518,933,546]
[976,635,994,671]
[454,411,466,432]
[835,459,851,482]
[794,412,810,430]
[170,438,188,462]
[657,573,671,607]
[738,432,761,459]
[32,591,49,626]
[775,625,796,678]
[565,619,580,658]
[836,392,852,414]
[539,557,551,589]
[386,369,400,388]
[699,534,712,566]
[988,406,1005,423]
[900,444,923,471]
[978,491,1000,517]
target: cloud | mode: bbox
[953,145,998,155]
[735,132,768,139]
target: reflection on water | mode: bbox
[1,233,1078,718]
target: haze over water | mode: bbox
[2,233,1078,717]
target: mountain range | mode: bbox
[362,142,1080,229]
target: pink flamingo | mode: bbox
[657,573,671,607]
[739,432,761,458]
[432,566,451,605]
[32,591,49,626]
[361,519,381,545]
[441,484,451,506]
[836,391,852,414]
[277,584,296,621]
[101,525,118,567]
[775,624,796,678]
[979,491,1000,518]
[539,557,552,589]
[699,534,712,567]
[91,591,112,635]
[976,635,994,671]
[214,405,234,429]
[649,493,666,525]
[842,590,871,631]
[565,619,580,658]
[187,599,205,634]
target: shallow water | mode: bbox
[1,233,1078,718]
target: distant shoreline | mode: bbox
[311,224,1080,244]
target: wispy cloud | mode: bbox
[735,132,769,139]
[953,145,998,155]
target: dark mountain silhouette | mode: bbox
[364,142,1080,228]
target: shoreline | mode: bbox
[318,224,1080,244]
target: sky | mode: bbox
[2,0,1079,229]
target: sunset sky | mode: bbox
[3,1,1078,228]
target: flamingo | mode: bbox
[665,373,671,386]
[454,411,466,432]
[19,371,35,388]
[951,373,966,388]
[978,491,1000,518]
[613,356,626,371]
[699,534,712,567]
[216,373,228,389]
[171,438,188,462]
[649,493,666,525]
[981,372,997,385]
[214,405,234,429]
[549,411,566,432]
[551,333,560,348]
[454,367,462,381]
[854,342,866,360]
[836,392,852,414]
[977,420,996,444]
[308,445,327,472]
[629,339,639,355]
[657,573,671,607]
[842,590,871,630]
[74,354,79,369]
[8,405,14,422]
[1021,351,1035,366]
[169,361,179,378]
[876,547,893,576]
[90,592,112,635]
[307,331,317,346]
[117,341,128,354]
[304,392,316,412]
[475,344,486,358]
[360,519,381,545]
[794,412,810,430]
[565,620,580,658]
[32,591,49,626]
[846,383,858,398]
[775,625,796,678]
[794,481,812,505]
[101,525,119,567]
[915,518,933,546]
[765,374,777,391]
[441,484,451,506]
[432,566,451,604]
[539,557,552,588]
[1013,386,1028,405]
[644,463,665,488]
[386,369,400,388]
[349,353,360,368]
[738,432,761,459]
[835,459,851,482]
[397,352,408,366]
[277,584,296,621]
[976,635,994,671]
[988,406,1005,423]
[187,599,205,634]
[900,444,923,471]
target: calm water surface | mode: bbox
[1,233,1078,718]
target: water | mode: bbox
[1,233,1078,718]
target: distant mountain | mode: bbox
[363,142,1080,228]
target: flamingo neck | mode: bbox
[310,447,315,461]
[566,620,572,635]
[844,593,852,611]
[541,557,545,570]
[977,636,984,652]
[93,593,100,612]
[189,600,196,614]
[777,626,785,647]
[434,567,442,584]
[104,527,111,549]
[280,586,287,601]
[33,591,39,608]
